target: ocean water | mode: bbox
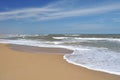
[0,34,120,75]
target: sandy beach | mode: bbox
[0,43,120,80]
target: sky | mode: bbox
[0,0,120,34]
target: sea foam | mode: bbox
[64,49,120,75]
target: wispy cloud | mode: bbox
[0,0,120,21]
[38,4,120,20]
[0,7,59,20]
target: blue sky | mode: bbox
[0,0,120,34]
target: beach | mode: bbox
[0,43,120,80]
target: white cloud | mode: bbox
[0,0,120,21]
[41,4,120,20]
[0,7,59,20]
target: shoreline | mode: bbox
[63,55,120,76]
[9,44,120,76]
[0,43,120,80]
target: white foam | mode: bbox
[52,37,68,39]
[0,39,74,50]
[44,41,64,45]
[73,37,120,42]
[64,49,120,75]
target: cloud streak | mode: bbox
[0,0,120,21]
[0,7,59,20]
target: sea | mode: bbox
[0,34,120,75]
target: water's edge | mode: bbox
[5,43,120,76]
[63,53,120,76]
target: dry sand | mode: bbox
[0,43,120,80]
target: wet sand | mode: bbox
[9,44,73,54]
[0,44,120,80]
